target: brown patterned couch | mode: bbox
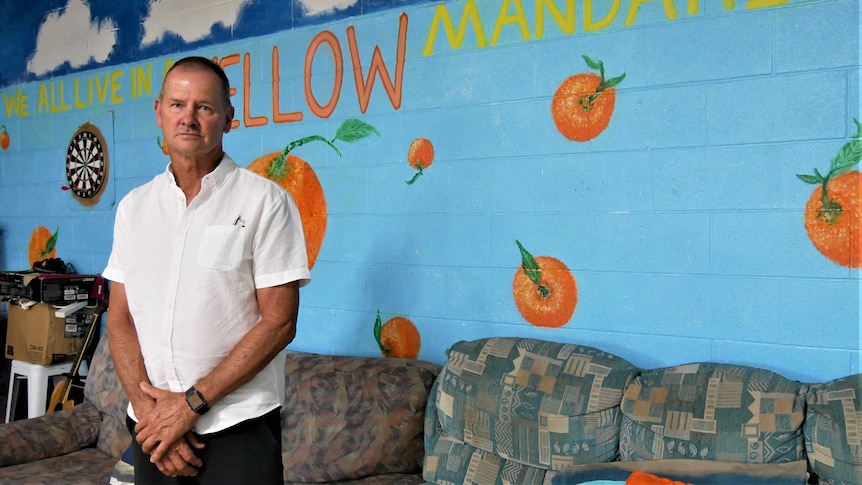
[0,334,441,484]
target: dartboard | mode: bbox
[65,123,108,200]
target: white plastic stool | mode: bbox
[5,360,72,422]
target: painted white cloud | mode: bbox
[297,0,359,16]
[27,0,118,76]
[142,0,251,46]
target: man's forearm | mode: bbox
[106,282,153,413]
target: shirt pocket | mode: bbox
[196,225,244,271]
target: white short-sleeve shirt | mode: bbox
[103,154,310,434]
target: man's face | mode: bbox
[155,67,234,160]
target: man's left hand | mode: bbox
[135,382,199,462]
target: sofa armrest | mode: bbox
[0,401,101,467]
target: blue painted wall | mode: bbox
[0,0,859,384]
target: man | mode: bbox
[103,56,309,483]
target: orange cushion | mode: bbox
[626,470,693,485]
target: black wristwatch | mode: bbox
[185,387,210,415]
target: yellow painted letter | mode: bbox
[536,0,576,39]
[584,0,621,31]
[73,79,86,109]
[423,0,487,56]
[37,84,48,114]
[110,71,124,103]
[626,0,679,26]
[746,0,788,8]
[491,0,531,45]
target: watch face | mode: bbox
[65,123,109,205]
[187,391,205,409]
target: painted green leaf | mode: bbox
[603,72,627,89]
[373,310,384,350]
[334,118,380,143]
[267,134,341,180]
[515,240,542,288]
[41,228,59,258]
[796,118,862,210]
[796,174,821,185]
[406,166,424,185]
[582,55,602,72]
[829,121,862,175]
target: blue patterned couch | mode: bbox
[0,334,441,484]
[422,337,862,485]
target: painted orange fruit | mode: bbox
[248,153,326,270]
[512,240,577,328]
[802,170,862,267]
[248,118,380,269]
[0,125,9,150]
[797,119,862,268]
[551,55,625,142]
[374,311,421,359]
[247,119,379,269]
[28,226,58,267]
[406,138,434,185]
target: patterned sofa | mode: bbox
[422,337,862,485]
[0,334,441,484]
[3,335,861,485]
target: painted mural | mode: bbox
[797,120,862,268]
[0,0,436,89]
[374,310,421,358]
[0,0,859,382]
[27,226,57,267]
[246,118,380,269]
[551,55,625,142]
[513,240,578,328]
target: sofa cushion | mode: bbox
[83,334,132,459]
[805,374,862,484]
[0,402,101,467]
[281,350,440,483]
[422,337,640,484]
[619,363,806,464]
[0,448,117,484]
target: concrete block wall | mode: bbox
[0,0,859,383]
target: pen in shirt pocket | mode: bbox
[233,215,244,227]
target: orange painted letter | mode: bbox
[347,12,407,113]
[305,31,343,119]
[271,46,303,123]
[243,53,268,127]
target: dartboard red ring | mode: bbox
[65,123,108,202]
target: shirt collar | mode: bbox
[164,153,237,189]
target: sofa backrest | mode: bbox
[83,333,132,459]
[281,350,441,483]
[618,363,807,465]
[423,337,640,484]
[84,334,443,481]
[805,374,862,484]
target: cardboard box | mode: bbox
[0,272,106,304]
[5,303,98,365]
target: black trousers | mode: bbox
[126,408,283,484]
